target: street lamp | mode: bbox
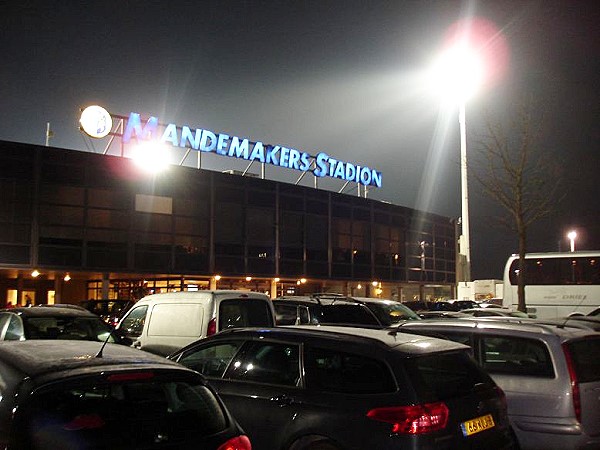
[567,231,577,252]
[431,45,484,282]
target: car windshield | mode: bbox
[365,302,421,326]
[24,316,115,342]
[14,375,228,449]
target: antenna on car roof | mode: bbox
[95,328,113,358]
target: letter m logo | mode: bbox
[123,112,159,143]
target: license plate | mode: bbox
[461,414,495,436]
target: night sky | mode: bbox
[1,0,599,280]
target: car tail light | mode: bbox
[107,372,154,382]
[207,317,217,336]
[217,435,252,450]
[493,385,508,411]
[367,402,449,434]
[562,343,581,423]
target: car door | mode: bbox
[175,338,302,450]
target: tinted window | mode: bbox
[178,342,241,377]
[365,302,421,325]
[119,305,148,338]
[481,336,554,377]
[226,341,300,386]
[274,304,300,325]
[405,351,490,400]
[3,314,24,340]
[15,376,227,449]
[24,317,114,342]
[321,304,379,325]
[218,299,273,329]
[304,347,395,394]
[568,338,600,383]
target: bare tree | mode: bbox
[472,100,563,312]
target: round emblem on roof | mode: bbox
[79,105,113,138]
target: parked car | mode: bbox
[397,319,600,450]
[273,294,420,327]
[0,306,130,345]
[588,307,600,317]
[447,299,481,310]
[169,325,515,450]
[116,290,276,356]
[80,299,135,326]
[0,340,251,449]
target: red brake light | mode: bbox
[217,435,252,450]
[562,343,581,422]
[494,385,508,411]
[367,402,449,434]
[207,317,217,336]
[107,372,154,382]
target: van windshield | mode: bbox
[219,299,274,329]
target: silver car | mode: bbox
[396,319,600,450]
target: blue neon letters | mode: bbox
[123,112,382,188]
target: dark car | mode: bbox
[80,299,135,326]
[273,294,420,327]
[0,306,129,344]
[0,340,251,450]
[169,326,515,450]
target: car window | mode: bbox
[321,304,379,325]
[119,305,148,338]
[4,314,24,340]
[481,336,554,377]
[178,342,242,377]
[226,341,300,386]
[567,338,600,383]
[14,377,228,449]
[23,317,114,342]
[365,302,421,325]
[405,351,491,401]
[274,304,300,325]
[218,299,273,329]
[304,346,396,394]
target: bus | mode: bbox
[502,251,600,318]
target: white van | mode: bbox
[116,290,276,356]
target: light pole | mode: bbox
[431,47,483,282]
[567,231,577,252]
[458,101,471,281]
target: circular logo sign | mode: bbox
[79,105,113,138]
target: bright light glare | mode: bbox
[131,141,171,173]
[430,46,484,102]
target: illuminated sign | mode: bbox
[81,108,383,188]
[79,105,113,138]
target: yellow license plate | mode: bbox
[461,414,495,436]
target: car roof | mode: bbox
[206,325,469,355]
[139,290,269,303]
[398,318,599,340]
[273,296,320,305]
[0,340,186,379]
[1,306,98,318]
